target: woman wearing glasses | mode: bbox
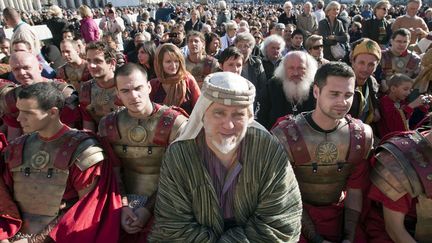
[305,35,329,67]
[362,0,392,49]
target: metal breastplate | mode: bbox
[276,115,353,206]
[87,82,120,123]
[9,134,71,234]
[111,108,168,196]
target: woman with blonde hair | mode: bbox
[150,43,200,114]
[78,5,100,43]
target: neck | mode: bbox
[39,120,65,139]
[387,92,400,103]
[356,77,367,86]
[391,49,403,56]
[188,52,202,63]
[70,58,83,67]
[311,108,341,130]
[95,72,115,88]
[128,102,154,119]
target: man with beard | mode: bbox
[258,51,317,129]
[57,39,91,92]
[0,52,81,140]
[149,71,302,242]
[260,34,286,80]
[348,38,381,125]
[80,41,123,132]
[272,62,373,243]
[98,63,188,242]
[185,31,219,88]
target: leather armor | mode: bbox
[80,79,122,124]
[370,131,432,242]
[99,104,187,197]
[272,113,373,206]
[5,129,104,235]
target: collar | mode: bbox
[13,21,25,32]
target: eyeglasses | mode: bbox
[311,45,324,50]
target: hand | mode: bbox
[328,35,335,40]
[415,28,427,38]
[129,207,151,232]
[409,94,428,108]
[121,206,140,234]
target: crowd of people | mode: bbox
[0,0,432,242]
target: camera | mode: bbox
[169,33,178,38]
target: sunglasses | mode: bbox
[311,45,324,50]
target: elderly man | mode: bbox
[261,34,286,80]
[0,52,80,140]
[348,38,382,125]
[297,2,318,37]
[149,72,302,242]
[279,1,297,25]
[220,21,238,51]
[272,62,373,243]
[185,31,219,88]
[258,51,317,129]
[391,0,428,45]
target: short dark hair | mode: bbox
[391,28,411,40]
[86,41,117,62]
[314,62,355,90]
[114,63,148,88]
[218,46,244,64]
[18,82,65,111]
[291,29,305,38]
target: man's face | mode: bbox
[351,53,379,85]
[266,42,282,62]
[203,102,251,154]
[63,32,74,40]
[220,56,243,75]
[116,70,152,114]
[138,22,147,31]
[187,36,204,55]
[284,4,292,14]
[313,75,355,120]
[227,27,237,38]
[10,54,43,86]
[284,54,307,83]
[303,4,311,14]
[235,40,253,61]
[0,42,10,56]
[391,35,410,55]
[86,49,114,79]
[60,42,79,63]
[291,34,303,48]
[406,2,420,17]
[16,98,50,134]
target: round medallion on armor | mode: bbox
[31,151,50,169]
[315,141,338,164]
[128,125,147,143]
[396,59,405,69]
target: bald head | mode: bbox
[10,52,43,86]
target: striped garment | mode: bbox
[149,127,302,242]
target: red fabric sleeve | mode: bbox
[62,162,102,201]
[346,158,369,189]
[378,96,409,137]
[368,184,413,214]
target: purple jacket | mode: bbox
[80,17,100,43]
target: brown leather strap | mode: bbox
[278,116,311,165]
[346,116,366,164]
[53,131,90,170]
[153,106,180,146]
[6,135,28,168]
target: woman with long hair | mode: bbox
[137,41,157,80]
[150,43,200,114]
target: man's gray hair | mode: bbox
[234,32,256,48]
[260,35,285,59]
[274,51,318,82]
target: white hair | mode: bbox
[219,0,227,10]
[260,35,286,59]
[274,51,318,103]
[283,1,293,8]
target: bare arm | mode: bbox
[383,207,416,243]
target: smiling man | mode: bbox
[98,63,188,242]
[272,62,373,243]
[149,72,302,242]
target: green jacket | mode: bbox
[149,127,302,243]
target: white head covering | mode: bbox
[176,72,266,142]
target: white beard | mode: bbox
[211,136,240,154]
[282,78,312,103]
